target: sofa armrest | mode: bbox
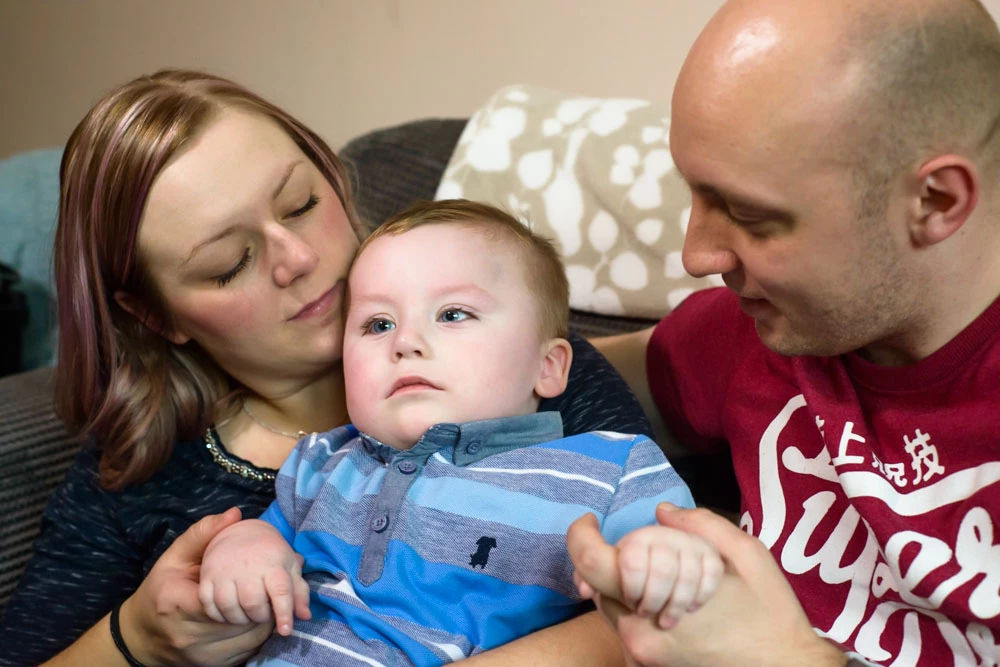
[0,367,80,615]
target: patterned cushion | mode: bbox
[436,85,721,320]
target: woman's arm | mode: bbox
[42,509,271,667]
[464,611,625,666]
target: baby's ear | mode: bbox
[534,338,573,399]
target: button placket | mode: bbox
[356,456,425,585]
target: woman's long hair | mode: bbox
[54,69,362,490]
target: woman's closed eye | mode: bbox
[286,194,319,219]
[361,316,396,335]
[438,307,474,323]
[215,248,252,287]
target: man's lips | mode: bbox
[387,376,442,397]
[738,294,773,317]
[288,281,343,321]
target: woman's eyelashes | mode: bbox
[287,194,319,219]
[211,193,319,287]
[215,248,252,287]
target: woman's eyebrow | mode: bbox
[182,160,304,266]
[272,160,302,200]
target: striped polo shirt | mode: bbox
[252,411,694,666]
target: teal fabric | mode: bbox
[0,149,62,371]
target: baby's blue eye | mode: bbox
[439,309,471,323]
[364,318,395,334]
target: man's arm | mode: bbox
[591,327,688,457]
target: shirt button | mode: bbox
[466,441,482,454]
[397,460,417,474]
[370,513,389,532]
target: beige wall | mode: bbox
[2,0,999,160]
[0,1,723,158]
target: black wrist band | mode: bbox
[110,600,147,667]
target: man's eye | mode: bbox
[439,308,471,323]
[363,318,395,335]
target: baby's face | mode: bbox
[343,223,550,449]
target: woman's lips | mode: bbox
[289,281,343,321]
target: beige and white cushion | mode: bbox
[435,84,721,320]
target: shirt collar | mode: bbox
[357,411,564,466]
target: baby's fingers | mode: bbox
[198,579,226,624]
[293,570,312,622]
[618,539,652,608]
[658,546,701,626]
[636,543,677,617]
[263,569,295,635]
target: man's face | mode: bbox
[669,64,917,358]
[343,224,550,449]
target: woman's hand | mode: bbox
[120,507,276,666]
[200,518,311,636]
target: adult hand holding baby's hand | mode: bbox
[199,518,312,637]
[120,507,275,666]
[568,504,846,667]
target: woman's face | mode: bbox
[135,108,360,393]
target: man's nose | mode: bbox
[681,198,741,278]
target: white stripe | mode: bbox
[432,452,616,492]
[620,461,673,484]
[288,629,386,666]
[430,641,468,661]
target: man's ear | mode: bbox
[113,289,190,344]
[534,338,573,399]
[909,155,979,247]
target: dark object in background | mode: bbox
[0,263,27,376]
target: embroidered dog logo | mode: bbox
[469,536,497,568]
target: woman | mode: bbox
[0,70,645,665]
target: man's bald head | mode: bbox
[676,0,1000,204]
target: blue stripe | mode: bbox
[294,530,580,650]
[260,502,294,544]
[297,455,387,504]
[602,484,695,544]
[535,432,633,465]
[408,475,597,534]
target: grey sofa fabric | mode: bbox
[0,368,75,611]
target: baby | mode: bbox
[200,199,719,665]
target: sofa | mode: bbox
[0,116,738,616]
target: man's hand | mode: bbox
[567,505,847,667]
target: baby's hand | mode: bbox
[199,518,311,636]
[613,519,724,629]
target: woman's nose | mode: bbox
[269,224,318,287]
[681,200,741,278]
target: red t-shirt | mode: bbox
[648,287,1000,665]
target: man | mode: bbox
[568,0,1000,665]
